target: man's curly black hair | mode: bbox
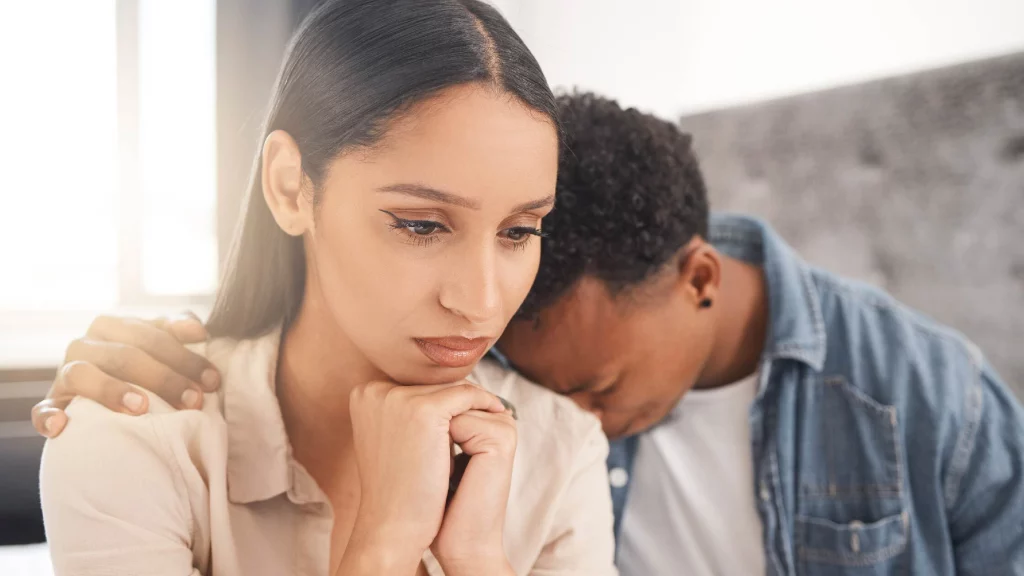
[517,92,710,319]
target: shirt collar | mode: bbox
[709,213,827,372]
[214,327,307,505]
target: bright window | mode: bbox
[0,0,217,312]
[0,0,218,366]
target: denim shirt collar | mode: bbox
[709,213,827,375]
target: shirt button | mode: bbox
[609,467,629,488]
[760,484,770,502]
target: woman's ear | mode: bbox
[262,130,315,237]
[676,238,722,310]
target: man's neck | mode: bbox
[697,255,769,390]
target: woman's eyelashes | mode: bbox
[380,209,545,251]
[499,226,546,251]
[380,209,450,247]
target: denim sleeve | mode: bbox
[946,362,1024,575]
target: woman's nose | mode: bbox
[439,245,502,324]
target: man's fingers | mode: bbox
[149,311,209,345]
[55,360,151,415]
[65,340,203,410]
[31,401,70,438]
[85,315,219,392]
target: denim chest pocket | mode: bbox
[795,375,909,575]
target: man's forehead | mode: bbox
[504,280,621,382]
[535,279,617,342]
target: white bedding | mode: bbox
[0,543,53,576]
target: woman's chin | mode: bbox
[386,360,480,387]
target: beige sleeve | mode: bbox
[40,399,201,576]
[530,418,619,576]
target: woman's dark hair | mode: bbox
[207,0,557,338]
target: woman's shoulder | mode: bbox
[468,359,617,575]
[46,337,247,486]
[51,382,230,493]
[470,357,606,458]
[39,343,252,576]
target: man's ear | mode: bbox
[676,238,721,309]
[262,130,315,237]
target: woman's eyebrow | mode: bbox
[377,184,554,215]
[376,183,480,209]
[510,194,555,214]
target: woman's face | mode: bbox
[297,85,557,385]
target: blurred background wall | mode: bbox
[0,0,1021,569]
[682,54,1024,393]
[491,0,1024,117]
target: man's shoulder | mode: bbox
[806,268,982,409]
[811,269,979,362]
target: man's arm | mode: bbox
[947,363,1024,575]
[32,312,221,437]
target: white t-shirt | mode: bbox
[617,373,766,576]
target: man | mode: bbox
[35,93,1024,575]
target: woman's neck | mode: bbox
[275,287,384,488]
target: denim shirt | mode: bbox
[601,214,1024,575]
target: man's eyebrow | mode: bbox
[376,183,480,209]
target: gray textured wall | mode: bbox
[681,53,1024,397]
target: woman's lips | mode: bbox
[414,336,492,368]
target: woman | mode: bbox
[39,1,615,575]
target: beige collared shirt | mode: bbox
[40,330,617,576]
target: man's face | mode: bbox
[498,274,715,439]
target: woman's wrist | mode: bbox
[436,559,514,576]
[337,540,423,576]
[337,519,425,576]
[335,547,418,576]
[433,548,513,576]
